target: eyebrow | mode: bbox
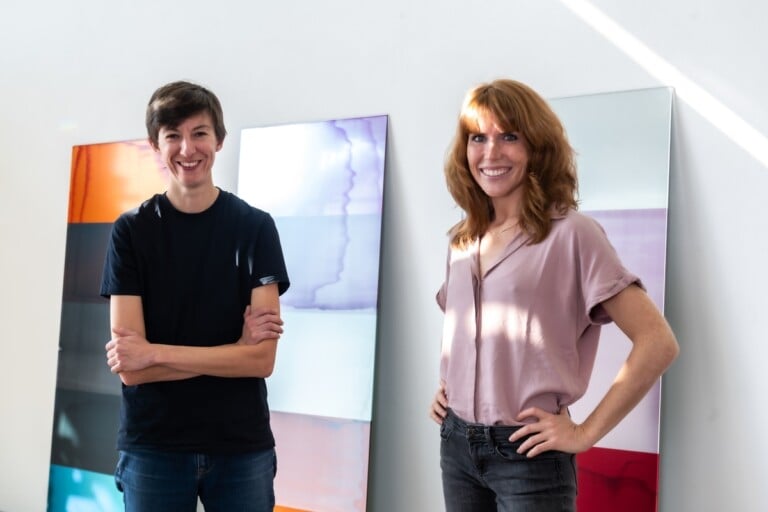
[162,124,213,132]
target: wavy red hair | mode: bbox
[445,79,578,247]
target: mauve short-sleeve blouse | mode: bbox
[436,209,641,425]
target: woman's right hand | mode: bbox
[429,382,448,425]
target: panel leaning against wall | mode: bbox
[238,115,388,512]
[49,139,168,511]
[551,87,674,512]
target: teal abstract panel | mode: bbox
[48,465,122,512]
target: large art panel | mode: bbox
[49,140,165,512]
[238,115,388,511]
[550,87,674,511]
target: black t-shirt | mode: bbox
[101,190,289,453]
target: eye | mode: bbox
[502,132,519,142]
[194,130,210,138]
[164,133,180,141]
[469,134,486,143]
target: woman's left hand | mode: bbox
[508,407,594,457]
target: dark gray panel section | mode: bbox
[56,301,120,396]
[62,223,113,302]
[50,388,120,474]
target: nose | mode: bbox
[485,138,500,158]
[180,135,195,156]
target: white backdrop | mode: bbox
[1,1,767,511]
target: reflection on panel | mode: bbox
[550,87,673,511]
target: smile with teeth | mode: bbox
[481,167,512,177]
[178,160,201,170]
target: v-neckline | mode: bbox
[474,231,530,278]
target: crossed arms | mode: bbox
[105,283,283,386]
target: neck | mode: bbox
[490,196,522,225]
[487,205,522,237]
[166,184,220,213]
[490,210,520,229]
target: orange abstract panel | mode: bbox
[68,140,168,224]
[274,506,310,512]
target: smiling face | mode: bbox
[466,111,530,209]
[153,111,222,193]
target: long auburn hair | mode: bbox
[445,79,578,248]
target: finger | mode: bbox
[429,405,445,423]
[243,305,252,317]
[245,316,280,331]
[508,424,533,443]
[516,407,548,423]
[250,314,283,326]
[517,433,543,455]
[517,427,554,456]
[258,321,285,334]
[248,327,282,340]
[524,438,553,458]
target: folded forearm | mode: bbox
[119,365,200,386]
[152,342,277,378]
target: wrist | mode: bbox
[576,421,601,451]
[151,344,166,366]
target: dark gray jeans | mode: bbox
[440,409,576,512]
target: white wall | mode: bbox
[1,1,766,511]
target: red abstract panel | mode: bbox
[576,447,659,512]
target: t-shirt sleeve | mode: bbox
[100,214,142,298]
[250,213,290,296]
[575,215,643,325]
[435,244,452,312]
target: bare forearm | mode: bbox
[580,331,679,446]
[151,342,277,378]
[119,365,200,386]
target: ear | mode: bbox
[216,140,224,151]
[148,138,159,152]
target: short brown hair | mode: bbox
[145,81,227,147]
[445,79,578,247]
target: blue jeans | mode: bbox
[440,410,576,512]
[115,448,276,512]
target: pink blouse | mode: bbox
[436,209,640,425]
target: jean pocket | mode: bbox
[439,419,454,441]
[273,450,278,478]
[493,437,568,460]
[114,451,125,493]
[492,438,527,461]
